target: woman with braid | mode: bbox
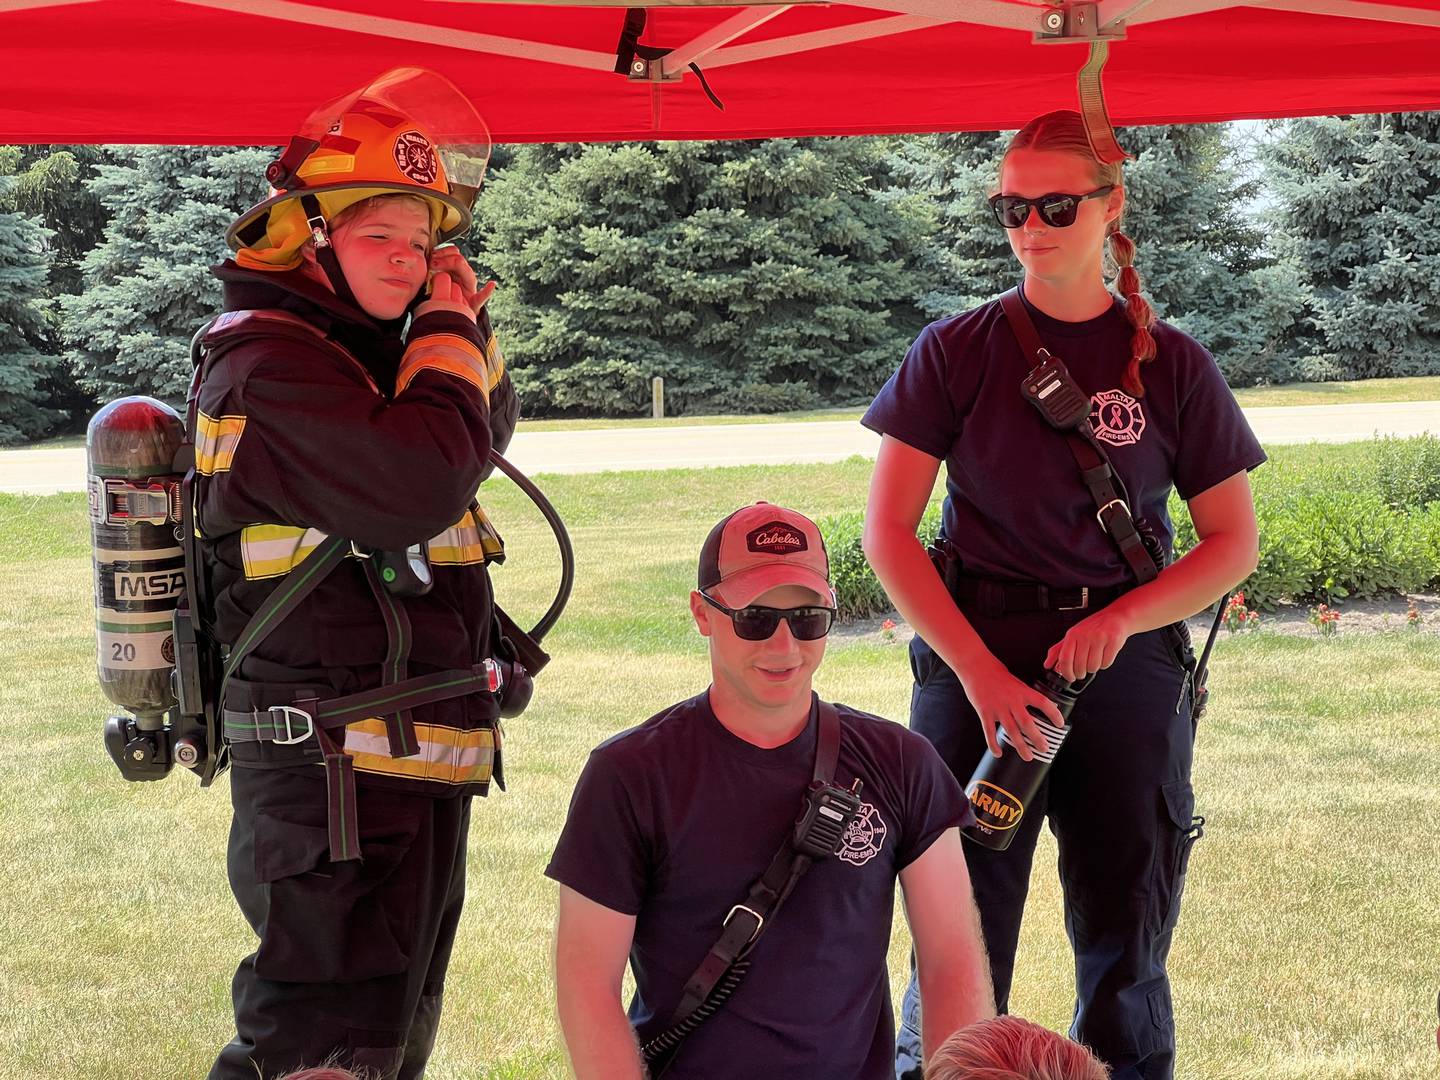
[862,110,1264,1080]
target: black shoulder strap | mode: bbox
[642,700,846,1074]
[1001,288,1232,719]
[999,287,1157,587]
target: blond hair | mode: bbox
[927,1016,1110,1080]
[327,192,434,238]
[1004,110,1156,397]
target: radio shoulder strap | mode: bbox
[999,287,1157,587]
[642,699,844,1075]
[1000,288,1227,721]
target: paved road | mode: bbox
[4,400,1439,495]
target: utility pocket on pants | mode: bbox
[252,807,420,983]
[1151,779,1205,935]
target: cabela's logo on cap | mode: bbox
[747,521,807,555]
[393,130,438,184]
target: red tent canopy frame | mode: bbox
[2,0,1439,144]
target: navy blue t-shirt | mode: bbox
[862,293,1267,587]
[545,693,970,1080]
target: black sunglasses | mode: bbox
[700,591,836,642]
[988,186,1115,229]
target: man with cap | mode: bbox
[547,501,995,1079]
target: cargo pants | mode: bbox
[210,766,471,1080]
[895,605,1203,1080]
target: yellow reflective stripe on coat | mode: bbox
[482,332,506,392]
[195,411,246,475]
[240,524,329,580]
[396,333,491,398]
[342,718,497,785]
[428,507,504,566]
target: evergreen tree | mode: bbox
[1,145,114,432]
[471,138,934,416]
[1265,112,1440,379]
[0,175,60,444]
[62,146,271,403]
[4,145,111,295]
[886,131,1014,318]
[1118,122,1304,385]
[894,123,1297,384]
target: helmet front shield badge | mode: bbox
[228,67,492,260]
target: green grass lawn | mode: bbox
[1,460,1437,1079]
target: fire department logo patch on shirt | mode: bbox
[838,802,888,867]
[747,521,808,555]
[393,130,439,184]
[1089,389,1146,447]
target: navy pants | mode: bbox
[211,766,471,1080]
[896,607,1202,1080]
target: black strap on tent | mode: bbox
[615,8,726,111]
[640,700,854,1076]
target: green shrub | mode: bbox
[1373,433,1440,511]
[826,437,1440,620]
[820,503,941,621]
[1417,503,1440,588]
[1292,488,1433,601]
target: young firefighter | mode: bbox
[195,71,518,1078]
[547,502,995,1078]
[862,110,1264,1080]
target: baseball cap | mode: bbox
[697,502,836,609]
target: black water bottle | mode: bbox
[962,669,1087,851]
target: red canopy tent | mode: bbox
[1,0,1439,145]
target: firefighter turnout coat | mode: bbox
[193,261,519,800]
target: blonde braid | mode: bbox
[1108,227,1156,397]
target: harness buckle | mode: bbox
[307,215,330,249]
[1058,587,1090,611]
[268,704,315,745]
[723,904,764,946]
[1095,498,1128,528]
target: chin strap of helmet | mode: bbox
[297,192,363,311]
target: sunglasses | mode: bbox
[988,186,1115,229]
[700,591,836,642]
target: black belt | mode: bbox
[953,573,1127,617]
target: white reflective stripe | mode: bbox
[342,727,493,769]
[428,515,485,565]
[93,545,183,562]
[95,607,177,625]
[240,525,329,579]
[195,412,246,475]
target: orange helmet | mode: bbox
[229,68,491,271]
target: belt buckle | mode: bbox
[268,704,315,745]
[1058,587,1089,611]
[723,904,765,945]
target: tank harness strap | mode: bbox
[359,555,420,759]
[214,532,499,862]
[641,702,860,1077]
[222,664,501,862]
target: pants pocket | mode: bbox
[252,806,420,983]
[1150,778,1205,935]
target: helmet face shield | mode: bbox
[298,67,492,211]
[229,67,491,262]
